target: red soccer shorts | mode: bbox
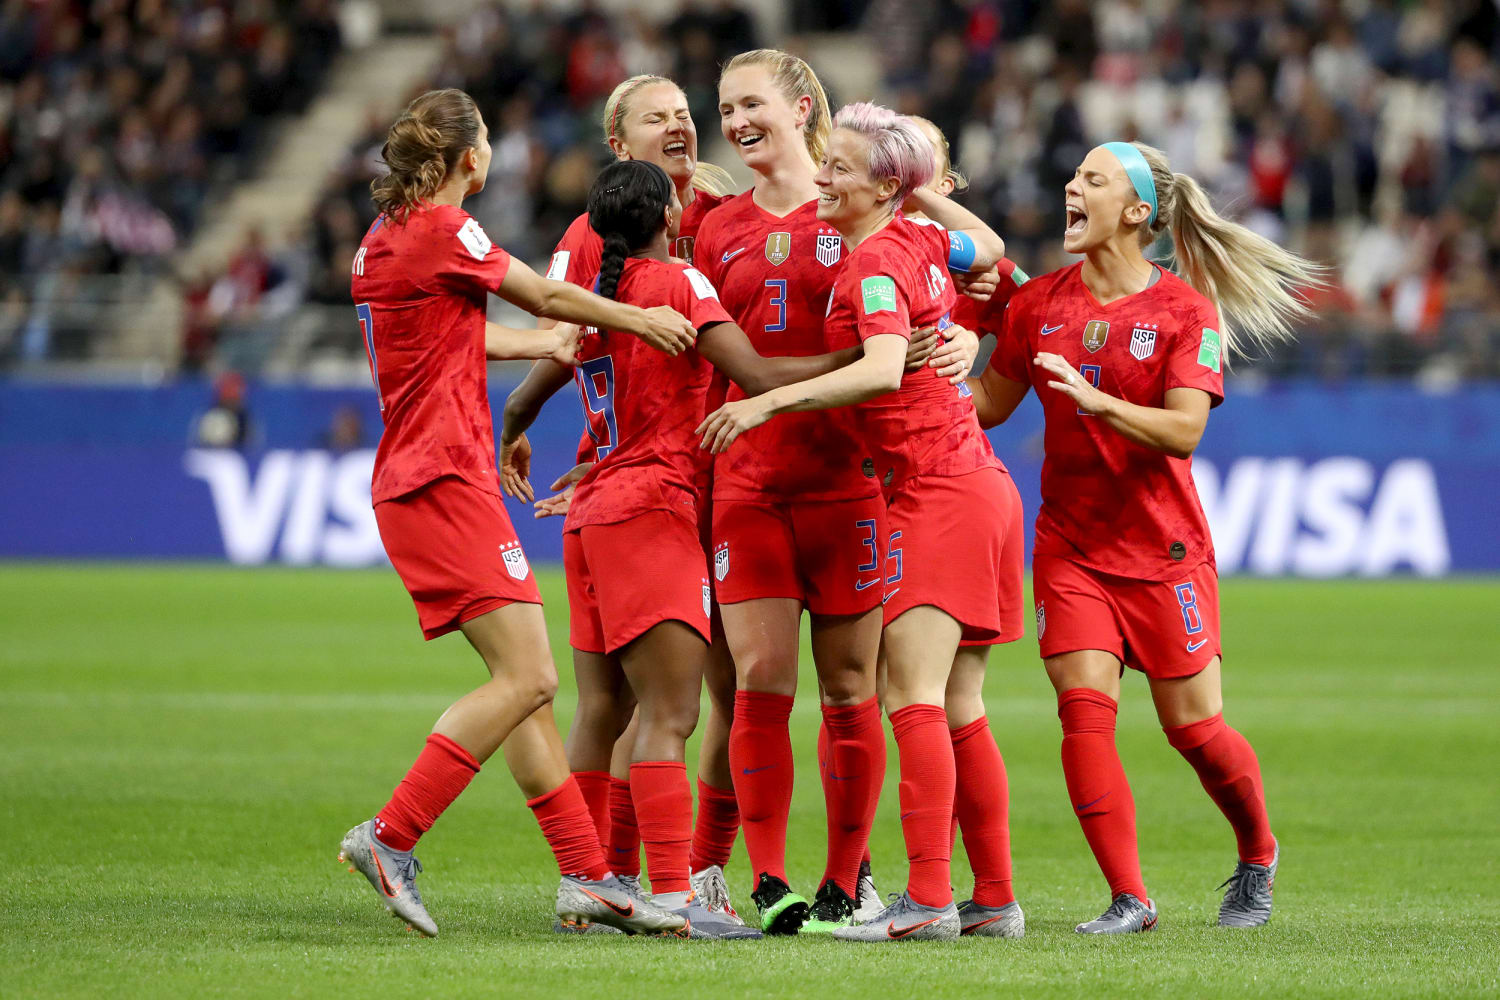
[565,508,712,654]
[374,475,543,641]
[883,467,1025,645]
[711,494,886,615]
[1032,554,1222,679]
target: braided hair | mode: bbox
[587,160,673,301]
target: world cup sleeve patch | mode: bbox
[1198,326,1222,373]
[456,218,492,261]
[546,249,570,280]
[684,267,719,300]
[861,275,897,314]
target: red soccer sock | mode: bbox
[1058,688,1147,901]
[573,770,612,847]
[890,703,955,908]
[729,690,795,883]
[1163,713,1276,865]
[689,778,740,872]
[951,716,1015,907]
[820,697,886,898]
[605,776,640,878]
[630,761,693,894]
[527,776,610,881]
[373,732,480,851]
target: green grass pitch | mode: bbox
[4,563,1498,998]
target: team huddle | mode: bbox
[338,47,1319,942]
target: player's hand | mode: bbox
[696,398,773,454]
[548,323,581,366]
[636,305,697,356]
[955,264,1000,302]
[499,433,533,502]
[931,323,980,384]
[906,327,940,371]
[1036,352,1111,415]
[532,463,591,518]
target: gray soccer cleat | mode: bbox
[1075,893,1158,934]
[689,865,745,925]
[852,859,884,924]
[832,891,960,942]
[674,898,764,939]
[555,874,687,936]
[957,899,1026,938]
[1218,843,1278,928]
[338,820,438,937]
[616,873,648,903]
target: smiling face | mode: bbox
[611,82,698,187]
[718,64,811,173]
[814,127,896,233]
[1063,145,1153,253]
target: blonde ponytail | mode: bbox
[601,74,737,199]
[1133,142,1323,363]
[723,49,832,166]
[690,161,736,198]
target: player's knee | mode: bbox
[640,696,700,744]
[516,660,559,713]
[735,650,797,695]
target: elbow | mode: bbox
[872,367,903,396]
[1166,431,1203,461]
[980,233,1006,267]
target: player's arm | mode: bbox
[695,320,861,395]
[484,321,579,363]
[495,257,696,355]
[696,334,906,453]
[903,188,1005,272]
[497,357,577,501]
[967,366,1030,428]
[1035,352,1211,458]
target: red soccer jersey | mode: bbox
[695,193,876,502]
[823,215,1000,490]
[564,257,732,531]
[991,261,1225,581]
[950,257,1030,337]
[351,203,512,503]
[546,190,728,468]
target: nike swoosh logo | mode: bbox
[371,853,401,899]
[854,577,881,591]
[882,587,899,605]
[828,772,857,781]
[579,886,634,917]
[899,811,916,821]
[721,248,747,263]
[961,915,1003,935]
[1041,323,1063,336]
[1073,791,1111,813]
[887,916,941,939]
[1186,638,1208,652]
[741,764,775,775]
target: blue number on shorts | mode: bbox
[577,356,618,459]
[355,302,383,410]
[886,530,904,585]
[855,518,879,573]
[1077,364,1102,416]
[1174,582,1204,635]
[765,279,787,333]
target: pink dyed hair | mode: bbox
[831,102,935,207]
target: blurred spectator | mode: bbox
[320,404,366,452]
[193,371,254,449]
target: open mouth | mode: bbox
[1065,205,1088,237]
[663,140,689,157]
[737,133,765,149]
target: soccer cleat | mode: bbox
[750,873,809,936]
[616,873,648,903]
[800,879,856,934]
[338,820,438,937]
[957,899,1025,938]
[1218,842,1278,928]
[689,865,744,925]
[555,874,687,936]
[671,897,764,940]
[831,891,960,942]
[1075,893,1158,934]
[852,859,883,924]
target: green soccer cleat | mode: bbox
[800,879,856,934]
[750,873,809,936]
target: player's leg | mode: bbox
[565,648,632,844]
[689,613,744,921]
[832,605,960,942]
[605,713,642,885]
[945,646,1024,938]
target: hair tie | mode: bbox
[1101,141,1158,226]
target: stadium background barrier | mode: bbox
[2,379,1495,575]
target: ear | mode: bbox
[1122,201,1152,227]
[936,175,955,197]
[874,175,901,206]
[607,135,631,161]
[794,93,813,130]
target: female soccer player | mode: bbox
[338,88,695,938]
[496,74,745,922]
[698,102,1013,943]
[970,140,1315,932]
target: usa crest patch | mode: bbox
[1035,601,1046,640]
[816,233,842,267]
[702,582,711,618]
[1082,320,1109,353]
[500,541,530,580]
[714,543,729,582]
[765,232,790,266]
[1130,324,1157,360]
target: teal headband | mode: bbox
[1101,141,1158,227]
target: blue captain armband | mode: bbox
[946,229,977,273]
